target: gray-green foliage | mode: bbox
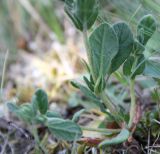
[65,0,159,146]
[133,40,145,55]
[123,15,157,79]
[7,89,82,141]
[137,14,156,45]
[33,89,48,114]
[109,22,134,74]
[7,103,35,123]
[99,129,130,147]
[123,56,134,76]
[123,54,145,79]
[47,118,82,141]
[65,0,99,31]
[89,23,119,80]
[70,81,104,109]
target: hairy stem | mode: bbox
[100,91,117,115]
[82,27,117,115]
[128,79,136,128]
[82,29,95,82]
[31,124,48,154]
[81,126,121,134]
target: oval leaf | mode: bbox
[89,23,119,80]
[65,0,99,31]
[110,22,134,73]
[137,14,157,45]
[34,89,48,114]
[47,118,82,141]
[99,129,130,148]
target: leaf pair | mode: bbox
[89,23,119,80]
[109,22,134,74]
[7,89,49,123]
[89,22,134,80]
[123,14,157,79]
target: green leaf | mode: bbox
[123,56,134,76]
[83,76,94,91]
[80,59,90,73]
[34,89,48,114]
[65,0,99,31]
[47,118,82,141]
[131,54,146,78]
[31,95,38,114]
[94,75,105,94]
[71,81,99,103]
[132,40,145,55]
[123,54,146,78]
[137,14,157,45]
[18,103,35,123]
[70,81,105,111]
[46,111,62,118]
[78,83,101,105]
[70,81,80,89]
[78,83,106,112]
[72,109,85,122]
[110,22,134,73]
[99,129,130,147]
[144,60,160,79]
[89,23,119,80]
[90,75,95,85]
[34,115,47,124]
[7,103,35,123]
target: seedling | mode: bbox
[65,0,158,148]
[7,89,82,153]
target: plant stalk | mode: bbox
[82,28,117,115]
[100,91,117,115]
[0,50,9,101]
[31,124,48,154]
[82,29,95,82]
[81,126,121,134]
[128,79,136,129]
